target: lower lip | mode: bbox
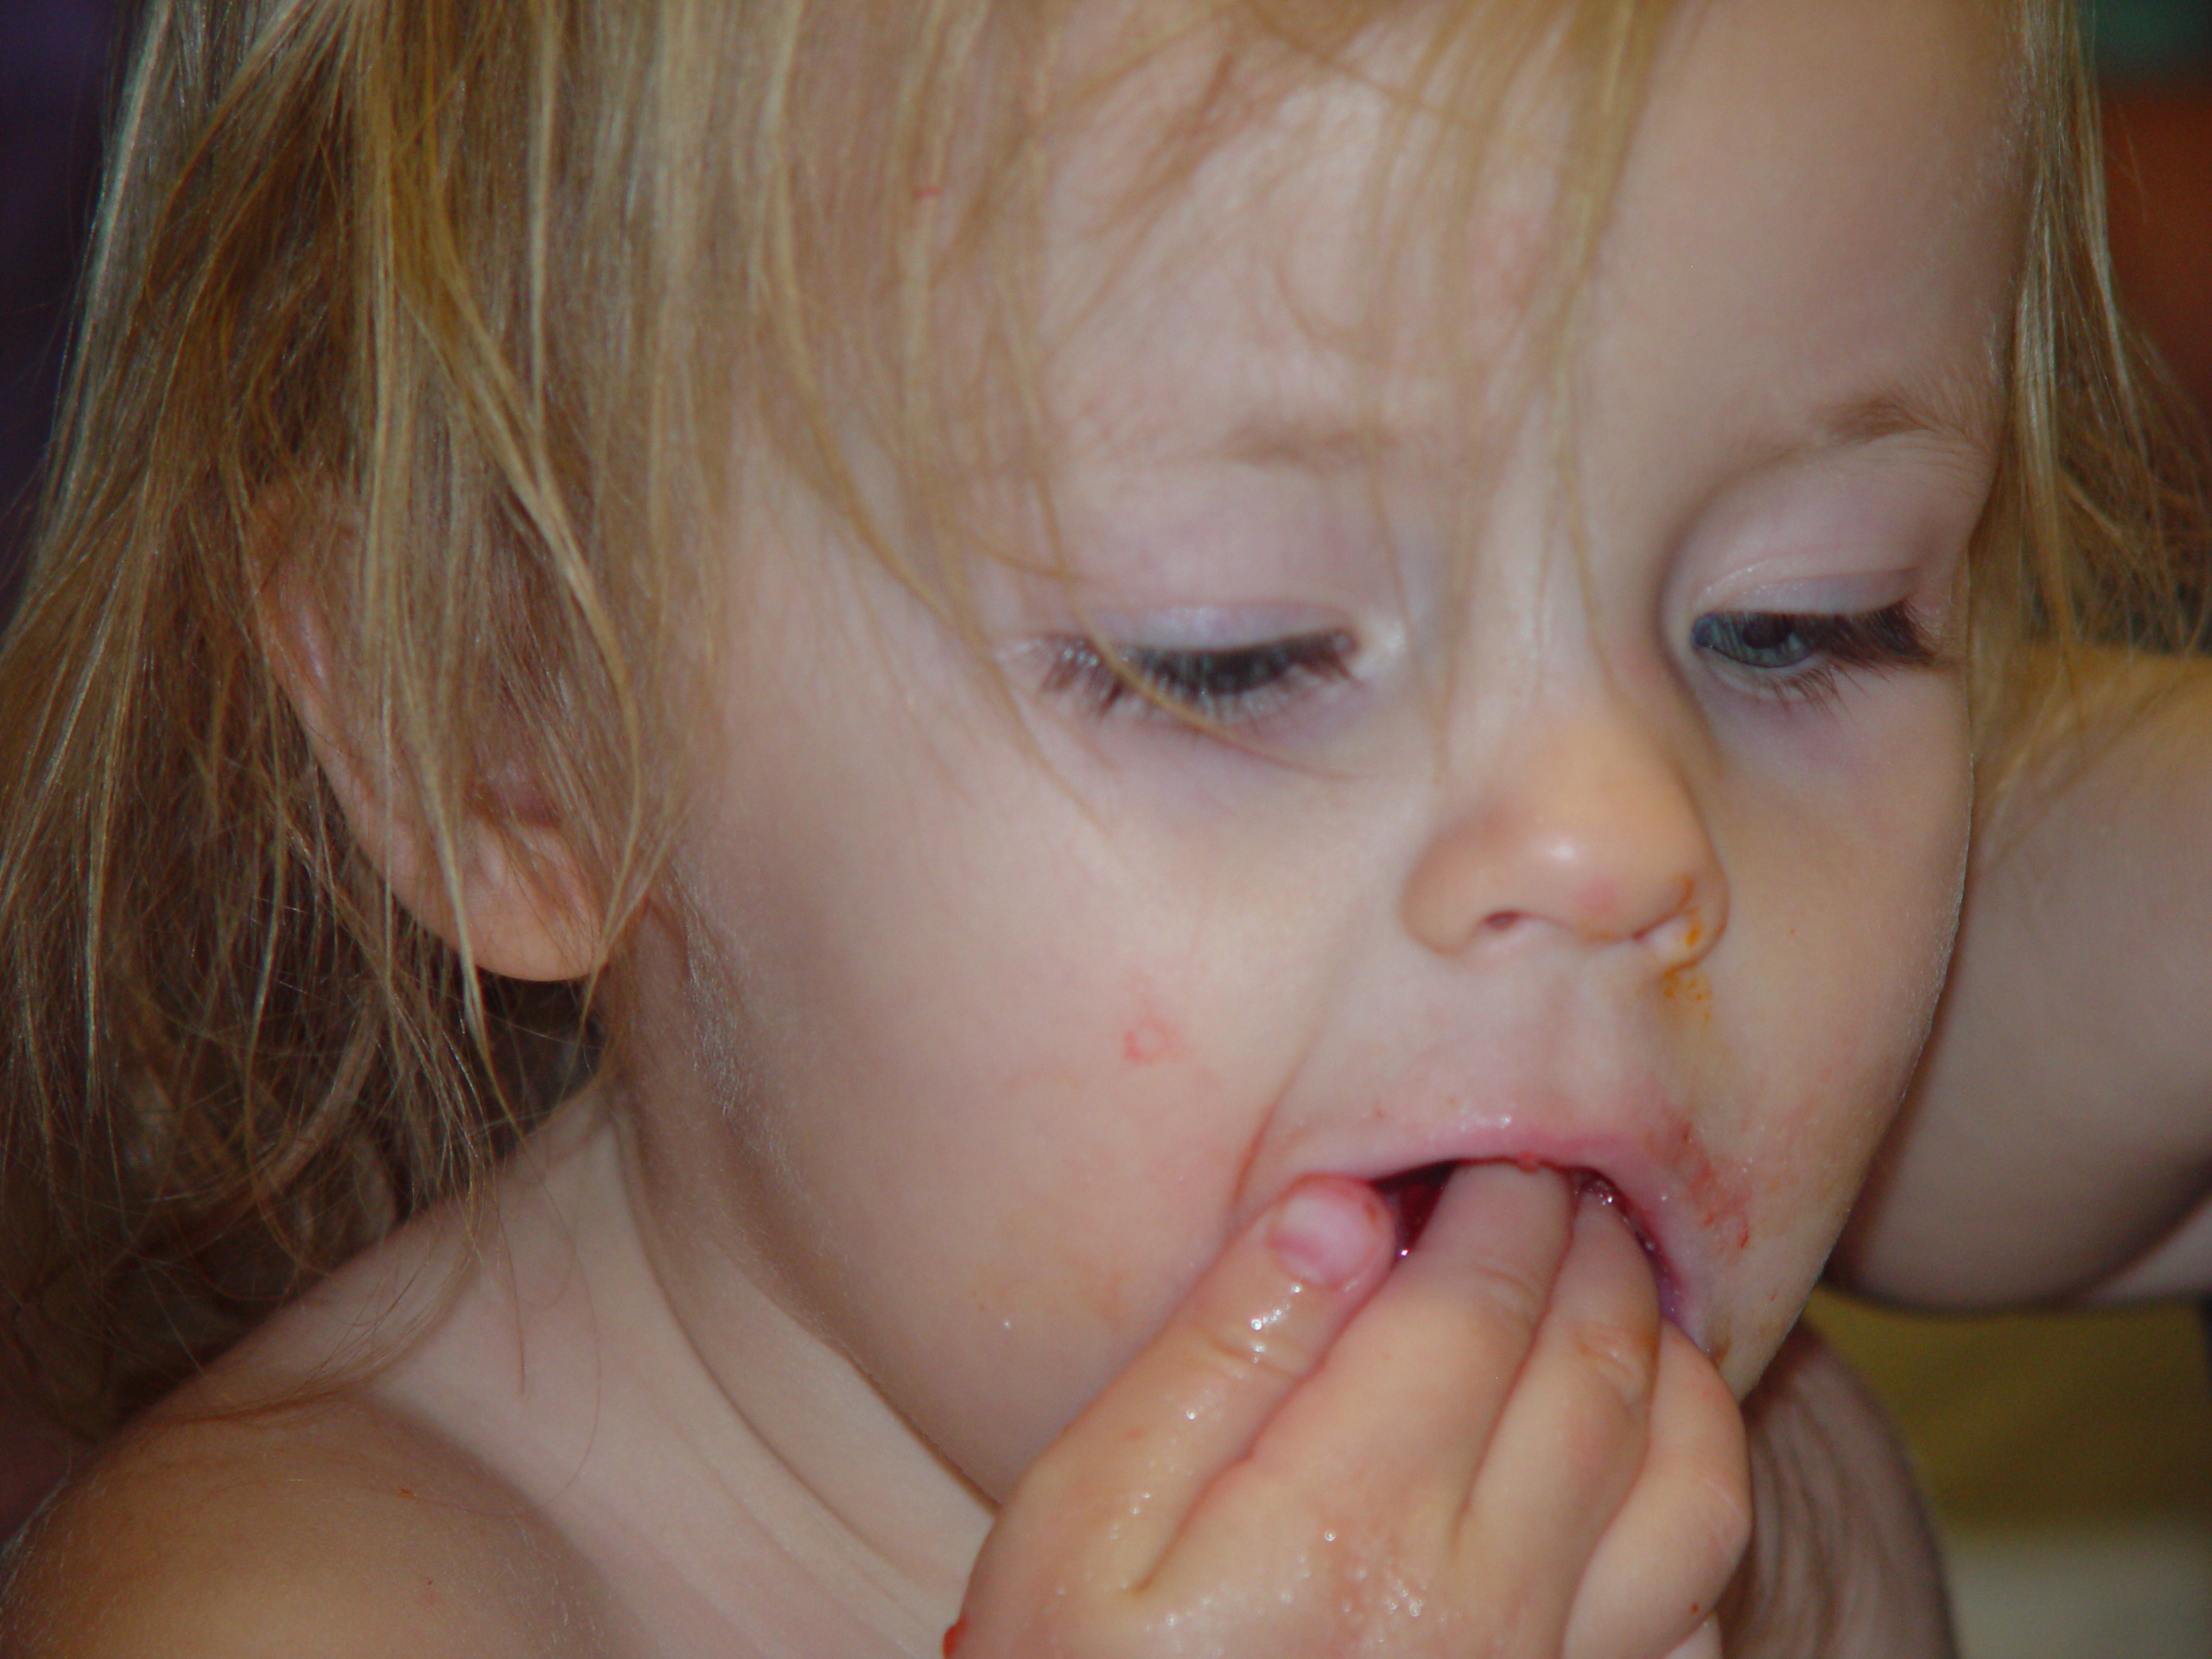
[1373,1160,1684,1328]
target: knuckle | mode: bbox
[1548,1394,1644,1498]
[1439,1536,1550,1654]
[1175,1309,1317,1390]
[1452,1256,1551,1344]
[1563,1317,1659,1418]
[1313,1524,1452,1633]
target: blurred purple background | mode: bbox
[0,0,119,620]
[0,0,121,1532]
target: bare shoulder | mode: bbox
[0,1390,618,1659]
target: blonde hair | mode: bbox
[0,0,2197,1440]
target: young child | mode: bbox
[0,0,2171,1654]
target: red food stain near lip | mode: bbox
[943,1616,968,1656]
[1649,1113,1753,1254]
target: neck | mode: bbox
[613,1088,997,1605]
[372,1087,991,1656]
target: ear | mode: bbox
[258,563,606,984]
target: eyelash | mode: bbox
[1039,603,1928,724]
[1042,629,1358,723]
[1691,601,1937,702]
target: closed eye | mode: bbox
[1042,629,1357,724]
[1692,601,1936,702]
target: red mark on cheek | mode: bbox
[1123,1015,1182,1065]
[1120,976,1187,1067]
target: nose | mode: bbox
[1401,695,1725,969]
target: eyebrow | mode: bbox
[1810,378,2001,454]
[1211,413,1408,473]
[1203,362,2004,477]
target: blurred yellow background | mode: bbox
[1811,1293,2212,1657]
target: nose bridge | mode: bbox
[1402,683,1725,963]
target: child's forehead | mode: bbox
[1020,0,2018,475]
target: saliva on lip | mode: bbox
[1372,1160,1645,1260]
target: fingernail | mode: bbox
[1269,1179,1385,1289]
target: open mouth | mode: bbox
[1373,1160,1677,1318]
[1374,1161,1455,1257]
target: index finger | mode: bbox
[998,1177,1394,1589]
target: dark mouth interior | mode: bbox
[1375,1162,1454,1256]
[1373,1161,1642,1260]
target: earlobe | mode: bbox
[257,562,606,985]
[435,813,608,984]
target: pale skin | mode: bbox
[2,0,2021,1654]
[1838,660,2212,1306]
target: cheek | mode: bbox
[665,543,1343,1491]
[882,993,1268,1493]
[1707,708,1970,1365]
[709,813,1306,1491]
[1731,690,1968,1103]
[967,1058,1238,1332]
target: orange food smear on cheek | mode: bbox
[1661,966,1713,1023]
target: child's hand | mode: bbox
[953,1163,1749,1659]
